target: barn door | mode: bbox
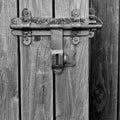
[19,0,89,120]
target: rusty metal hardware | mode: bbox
[51,29,64,69]
[10,8,103,73]
[22,31,32,45]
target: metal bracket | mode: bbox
[22,31,32,45]
[10,8,103,73]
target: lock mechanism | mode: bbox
[10,8,103,73]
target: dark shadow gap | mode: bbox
[52,0,55,18]
[117,0,120,119]
[17,0,22,120]
[53,73,56,120]
[52,0,56,120]
[89,1,92,120]
[18,36,22,120]
[17,0,19,17]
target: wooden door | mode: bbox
[0,0,119,120]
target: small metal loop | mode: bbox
[89,31,95,38]
[89,15,103,27]
[52,50,64,68]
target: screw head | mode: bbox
[22,37,32,46]
[72,37,80,45]
[71,9,80,17]
[11,18,17,24]
[22,8,31,17]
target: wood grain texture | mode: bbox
[89,0,119,120]
[55,0,89,120]
[19,0,53,120]
[0,0,19,120]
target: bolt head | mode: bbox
[72,37,80,45]
[11,18,17,24]
[23,37,32,46]
[71,9,80,17]
[22,8,31,17]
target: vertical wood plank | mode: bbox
[0,0,19,120]
[89,0,119,120]
[55,0,89,120]
[19,0,53,120]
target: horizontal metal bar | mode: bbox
[10,23,102,30]
[11,30,90,36]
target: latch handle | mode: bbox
[51,29,64,70]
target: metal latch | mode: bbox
[51,29,64,69]
[10,8,103,73]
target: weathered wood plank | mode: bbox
[55,0,89,120]
[19,0,53,120]
[0,0,19,120]
[89,0,119,120]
